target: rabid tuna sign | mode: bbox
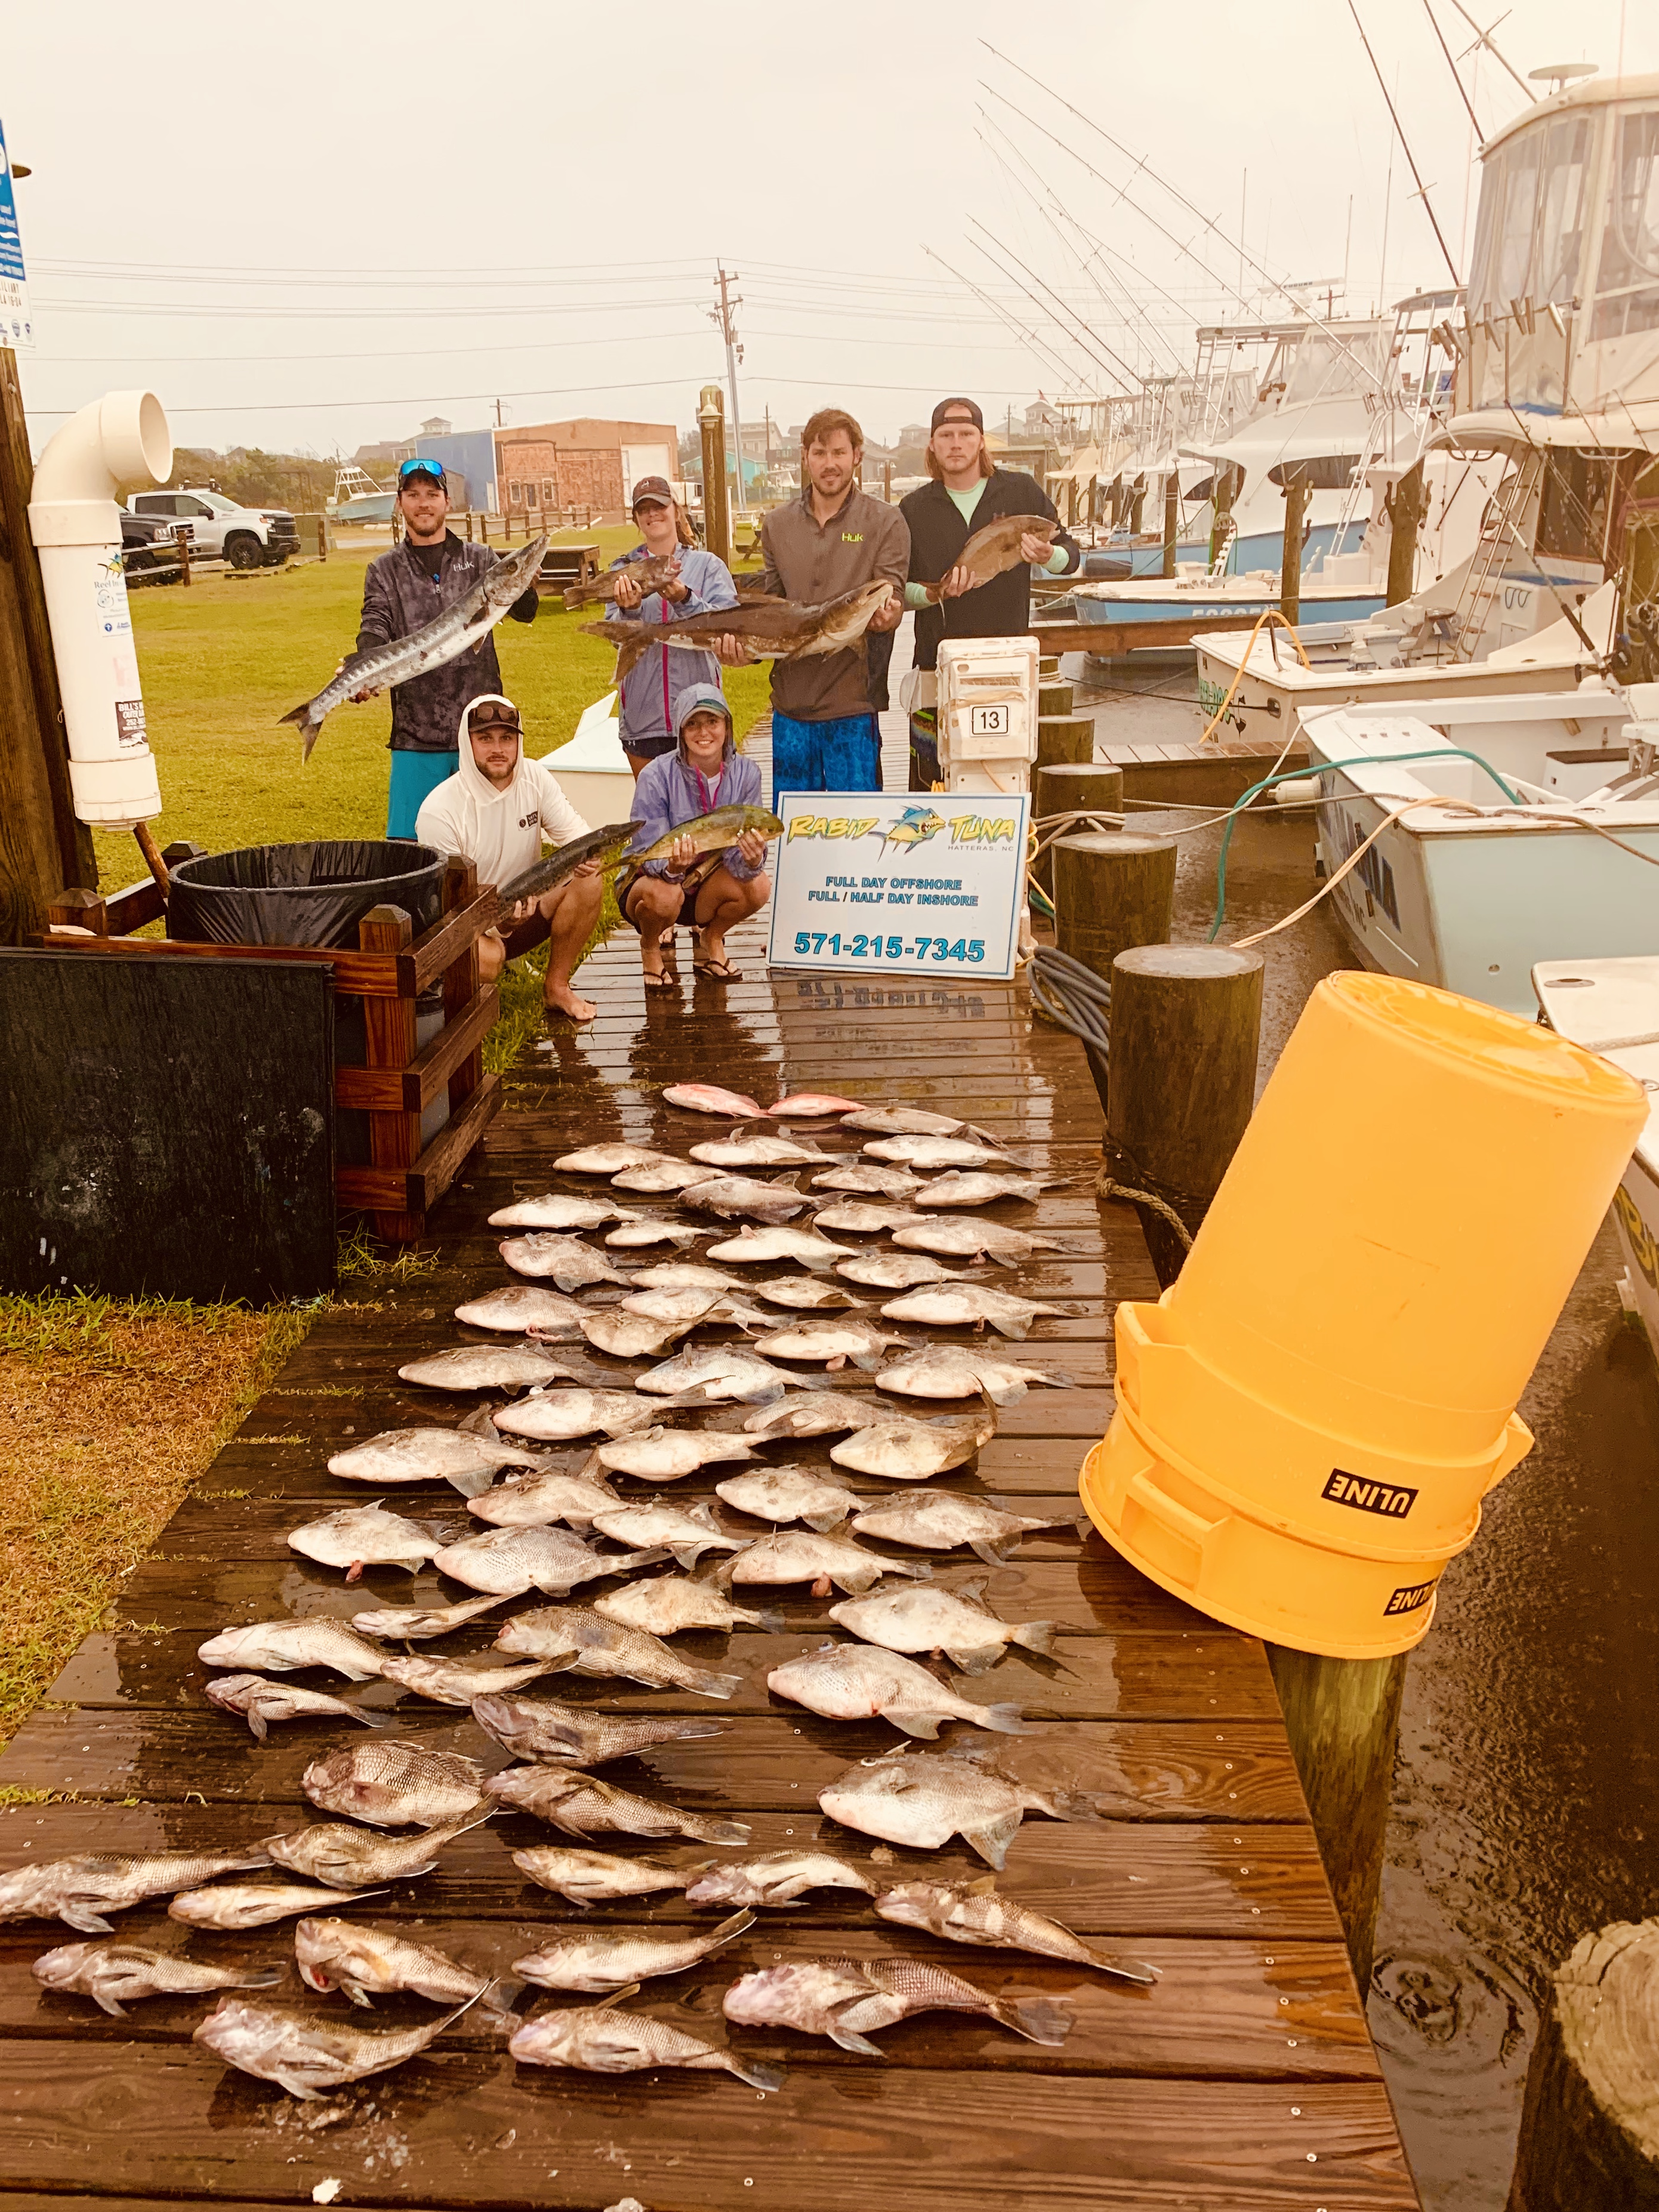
[768,791,1029,981]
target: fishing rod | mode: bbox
[1442,0,1538,103]
[980,48,1393,396]
[922,245,1094,395]
[1421,0,1487,137]
[966,218,1139,392]
[1347,0,1463,286]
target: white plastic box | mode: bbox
[936,633,1038,794]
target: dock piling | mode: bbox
[1037,713,1095,768]
[1052,829,1176,987]
[1506,1918,1659,2208]
[1032,761,1124,892]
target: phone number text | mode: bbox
[791,931,986,963]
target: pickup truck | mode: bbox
[121,510,193,577]
[126,488,300,569]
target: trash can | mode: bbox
[169,841,452,1165]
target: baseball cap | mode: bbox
[930,397,984,432]
[631,474,674,509]
[467,697,522,736]
[398,456,447,490]
[674,681,732,737]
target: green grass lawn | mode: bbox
[103,532,772,889]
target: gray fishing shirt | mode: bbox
[356,533,539,752]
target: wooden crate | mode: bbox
[34,852,502,1245]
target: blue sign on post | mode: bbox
[0,118,33,350]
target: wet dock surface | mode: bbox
[0,797,1417,2207]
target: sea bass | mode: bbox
[921,513,1057,603]
[828,1582,1060,1673]
[471,1692,726,1767]
[683,1849,877,1908]
[819,1743,1101,1868]
[662,1083,766,1118]
[205,1676,386,1742]
[495,1604,745,1698]
[0,1846,275,1936]
[508,1989,782,2090]
[196,1620,387,1682]
[33,1940,281,2019]
[263,1809,492,1889]
[874,1878,1159,1983]
[633,807,784,869]
[196,1991,481,2097]
[583,578,893,686]
[513,1909,754,1992]
[767,1643,1034,1739]
[295,1916,510,2015]
[279,533,547,760]
[300,1741,488,1829]
[723,1954,1069,2054]
[286,1503,446,1580]
[484,1765,750,1846]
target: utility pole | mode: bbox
[710,266,747,514]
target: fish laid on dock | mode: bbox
[349,1592,510,1641]
[750,1315,910,1371]
[810,1202,932,1235]
[455,1284,596,1335]
[300,1741,488,1830]
[683,1849,877,1908]
[374,1653,557,1707]
[279,533,547,760]
[689,1130,827,1170]
[326,1426,544,1488]
[810,1161,924,1200]
[850,1493,1082,1565]
[295,1917,511,2016]
[634,1345,814,1405]
[768,1093,864,1119]
[723,1529,929,1597]
[724,1954,1070,2053]
[495,1604,745,1698]
[862,1134,1016,1170]
[838,1105,998,1141]
[878,1285,1072,1341]
[827,1583,1060,1674]
[398,1345,578,1392]
[263,1809,492,1889]
[508,1991,783,2091]
[873,1880,1159,1985]
[741,1390,884,1439]
[714,1466,861,1529]
[513,1909,755,1992]
[828,1407,997,1478]
[588,1498,748,1570]
[511,1847,693,1907]
[818,1743,1100,1869]
[196,1991,482,2097]
[593,1423,757,1479]
[493,1387,699,1442]
[875,1347,1071,1406]
[604,1219,705,1249]
[205,1676,387,1742]
[169,1881,388,1931]
[834,1251,958,1289]
[196,1620,388,1682]
[910,1171,1053,1208]
[434,1514,668,1595]
[591,1577,780,1637]
[485,1766,751,1846]
[750,1274,869,1310]
[467,1467,622,1533]
[286,1503,448,1579]
[920,512,1057,603]
[767,1643,1034,1739]
[498,1236,629,1292]
[663,1082,766,1118]
[582,577,892,684]
[681,1173,813,1224]
[0,1846,276,1935]
[488,1193,640,1232]
[471,1693,727,1767]
[706,1223,855,1269]
[892,1217,1065,1265]
[32,1942,282,2018]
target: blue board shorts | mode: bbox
[387,748,458,840]
[770,711,882,808]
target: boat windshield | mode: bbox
[1467,110,1599,319]
[1595,103,1659,342]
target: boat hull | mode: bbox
[1078,584,1383,630]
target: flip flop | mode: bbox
[642,967,677,993]
[693,958,741,981]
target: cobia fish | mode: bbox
[513,1909,755,1993]
[662,1083,766,1118]
[512,1847,692,1906]
[562,548,684,609]
[471,1693,726,1767]
[196,1620,387,1682]
[349,1592,510,1641]
[876,1346,1072,1406]
[591,1577,779,1637]
[499,1236,628,1292]
[196,1991,482,2097]
[684,1849,877,1908]
[828,1582,1060,1673]
[279,534,546,760]
[767,1094,863,1119]
[495,1604,745,1697]
[398,1345,576,1392]
[722,1530,929,1597]
[263,1810,492,1889]
[169,1881,386,1931]
[468,1466,621,1533]
[584,578,893,686]
[488,1193,639,1231]
[33,1941,281,2019]
[767,1643,1034,1739]
[484,1766,750,1846]
[508,1989,783,2090]
[873,1878,1159,1984]
[851,1493,1081,1565]
[707,1223,853,1270]
[818,1743,1101,1868]
[879,1284,1071,1341]
[723,1955,1069,2053]
[300,1742,487,1829]
[920,513,1057,602]
[296,1917,510,2015]
[0,1846,275,1935]
[829,1407,997,1479]
[205,1676,386,1742]
[326,1426,544,1490]
[286,1503,446,1580]
[714,1466,860,1529]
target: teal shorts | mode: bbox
[387,748,458,840]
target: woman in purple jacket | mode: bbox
[621,682,770,988]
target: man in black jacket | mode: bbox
[354,458,539,837]
[899,398,1080,789]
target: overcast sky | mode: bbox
[9,0,1652,462]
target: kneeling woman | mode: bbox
[621,683,770,988]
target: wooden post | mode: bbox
[358,903,422,1244]
[1128,475,1146,534]
[1161,474,1178,579]
[442,855,483,1118]
[1032,761,1124,895]
[699,385,730,565]
[46,886,107,936]
[1266,1647,1405,1995]
[1037,714,1094,769]
[1037,655,1060,678]
[1279,465,1308,627]
[174,523,192,587]
[1051,831,1176,986]
[1038,679,1075,717]
[1386,459,1427,607]
[1103,943,1264,1282]
[317,515,328,563]
[1210,461,1237,569]
[0,345,97,940]
[1507,1919,1659,2209]
[161,840,205,872]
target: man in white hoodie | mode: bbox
[415,693,603,1023]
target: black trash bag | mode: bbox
[167,841,448,949]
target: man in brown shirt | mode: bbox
[731,407,906,801]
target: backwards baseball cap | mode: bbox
[398,456,446,490]
[930,396,984,432]
[631,474,674,509]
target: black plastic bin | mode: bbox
[167,840,446,948]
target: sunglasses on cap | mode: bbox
[468,701,521,735]
[398,458,446,485]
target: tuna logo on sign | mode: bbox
[1322,1469,1418,1519]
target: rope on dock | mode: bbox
[1095,1167,1195,1251]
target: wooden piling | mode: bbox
[1211,461,1239,569]
[1102,943,1263,1281]
[174,524,191,587]
[1032,761,1124,894]
[1279,466,1308,627]
[1039,679,1075,717]
[699,385,730,564]
[1266,1646,1406,1994]
[1507,1919,1659,2209]
[1162,475,1179,579]
[316,514,328,562]
[1051,830,1176,986]
[1387,460,1427,607]
[1037,714,1095,768]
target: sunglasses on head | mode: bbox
[469,702,520,734]
[399,459,445,484]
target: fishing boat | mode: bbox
[1197,70,1659,739]
[1533,954,1659,1363]
[326,464,396,525]
[1300,685,1650,1016]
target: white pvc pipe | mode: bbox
[28,390,172,827]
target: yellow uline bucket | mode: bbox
[1081,971,1647,1658]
